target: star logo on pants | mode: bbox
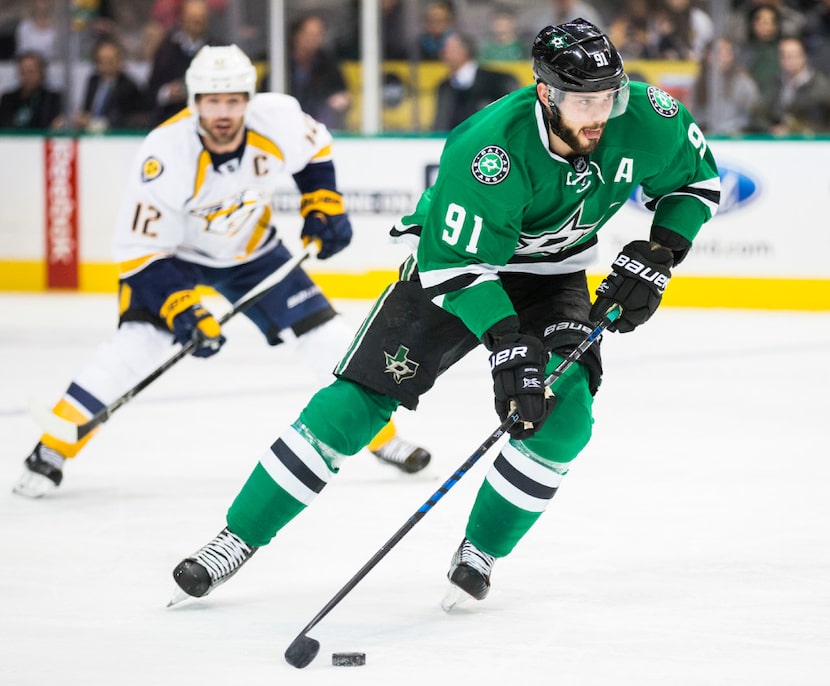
[384,345,419,384]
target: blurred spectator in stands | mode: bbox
[93,1,163,62]
[432,31,519,131]
[480,4,527,62]
[0,1,21,59]
[692,36,761,135]
[750,36,830,134]
[147,0,213,126]
[737,4,782,92]
[648,0,714,61]
[522,0,607,42]
[331,0,410,60]
[381,0,410,59]
[0,50,63,129]
[802,0,830,74]
[729,0,805,45]
[73,37,149,132]
[15,0,56,62]
[419,1,457,60]
[608,0,653,60]
[150,0,230,43]
[288,13,351,131]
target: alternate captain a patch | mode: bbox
[141,156,164,182]
[471,145,510,185]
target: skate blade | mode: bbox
[166,586,192,608]
[441,583,474,612]
[12,471,56,499]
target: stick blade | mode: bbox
[27,395,80,443]
[284,634,320,669]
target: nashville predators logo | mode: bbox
[471,145,510,185]
[384,345,419,384]
[189,188,270,237]
[141,156,164,182]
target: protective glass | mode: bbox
[548,75,630,122]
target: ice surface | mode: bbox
[2,293,829,685]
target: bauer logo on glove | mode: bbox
[485,330,555,441]
[490,344,530,369]
[607,252,671,293]
[590,239,674,333]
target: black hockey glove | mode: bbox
[161,290,226,358]
[486,327,556,441]
[301,211,353,259]
[589,240,674,333]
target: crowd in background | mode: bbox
[0,0,828,135]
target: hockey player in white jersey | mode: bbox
[14,45,430,498]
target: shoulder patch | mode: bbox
[141,156,164,182]
[471,145,510,185]
[646,86,679,118]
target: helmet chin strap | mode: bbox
[539,85,564,140]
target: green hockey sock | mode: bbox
[464,354,594,557]
[300,378,400,456]
[465,480,544,558]
[522,353,594,464]
[227,462,305,547]
[227,379,400,547]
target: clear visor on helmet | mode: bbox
[194,92,249,118]
[548,75,630,123]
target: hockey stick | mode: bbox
[29,243,319,444]
[283,304,621,669]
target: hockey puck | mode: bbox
[332,652,366,666]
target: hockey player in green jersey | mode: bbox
[171,20,721,608]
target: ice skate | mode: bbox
[169,527,258,606]
[372,436,431,474]
[13,443,65,498]
[441,538,496,612]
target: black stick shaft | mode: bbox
[67,247,315,441]
[286,306,620,648]
[288,411,518,644]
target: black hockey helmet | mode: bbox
[532,19,626,93]
[531,19,629,133]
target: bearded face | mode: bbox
[195,93,249,152]
[554,116,606,155]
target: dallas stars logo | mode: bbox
[384,345,419,384]
[515,202,602,254]
[647,86,679,118]
[546,27,573,49]
[471,145,510,185]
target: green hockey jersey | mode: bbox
[394,81,720,339]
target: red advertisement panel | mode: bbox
[44,138,79,289]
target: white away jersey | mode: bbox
[113,93,334,274]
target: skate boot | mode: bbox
[441,538,496,611]
[169,527,258,606]
[13,443,65,498]
[372,436,431,474]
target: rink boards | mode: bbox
[0,134,827,310]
